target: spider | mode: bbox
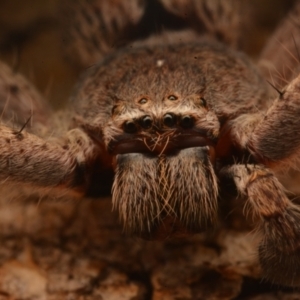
[1,0,300,289]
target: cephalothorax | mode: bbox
[74,40,269,239]
[1,0,300,288]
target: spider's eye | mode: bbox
[200,97,207,107]
[163,113,177,127]
[180,115,194,129]
[139,98,148,104]
[168,95,178,101]
[140,115,152,129]
[124,121,138,133]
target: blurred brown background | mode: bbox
[0,0,296,110]
[0,0,78,109]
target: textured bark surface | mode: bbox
[0,192,299,299]
[0,192,268,299]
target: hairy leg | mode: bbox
[220,164,300,286]
[219,73,300,172]
[219,3,300,172]
[0,60,110,196]
[0,60,52,132]
[61,0,249,69]
[61,0,146,68]
[158,0,247,47]
[247,76,300,169]
[259,1,300,90]
[248,74,300,171]
[0,124,101,195]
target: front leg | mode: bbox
[220,164,300,286]
[220,73,300,172]
[0,124,109,196]
[249,74,300,171]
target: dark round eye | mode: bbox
[168,95,178,101]
[163,113,177,127]
[139,98,148,104]
[124,121,138,133]
[140,115,152,129]
[200,97,207,107]
[180,115,194,129]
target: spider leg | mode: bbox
[158,0,246,47]
[0,60,52,131]
[0,60,112,196]
[0,124,106,196]
[62,0,248,69]
[219,73,300,172]
[220,164,300,286]
[247,74,300,171]
[259,1,300,90]
[61,0,146,68]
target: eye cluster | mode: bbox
[123,116,153,133]
[123,113,195,133]
[163,113,194,129]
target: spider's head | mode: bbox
[74,41,267,239]
[104,92,220,239]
